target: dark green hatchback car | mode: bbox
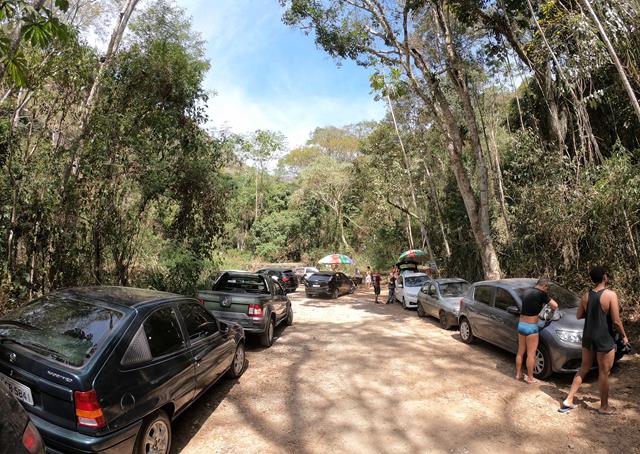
[0,287,246,454]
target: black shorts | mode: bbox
[374,286,380,295]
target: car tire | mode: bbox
[349,285,355,294]
[439,311,451,330]
[417,304,425,317]
[332,289,338,299]
[259,318,275,347]
[284,306,293,326]
[227,342,246,378]
[135,410,171,454]
[459,317,474,344]
[533,343,552,380]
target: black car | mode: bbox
[0,381,44,454]
[305,272,355,299]
[0,286,246,454]
[256,268,298,293]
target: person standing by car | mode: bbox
[365,266,372,289]
[354,268,362,286]
[515,278,559,384]
[386,268,397,304]
[372,270,382,303]
[560,266,630,415]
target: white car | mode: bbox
[395,272,432,309]
[295,266,319,283]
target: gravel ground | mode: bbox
[172,288,640,454]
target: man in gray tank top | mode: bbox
[559,266,629,415]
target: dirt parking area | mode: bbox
[172,289,640,454]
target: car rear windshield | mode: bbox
[405,276,430,287]
[0,296,125,367]
[515,283,579,309]
[213,275,269,294]
[307,274,332,282]
[438,282,469,297]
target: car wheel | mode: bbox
[349,285,355,294]
[135,410,171,454]
[259,318,275,347]
[533,343,552,380]
[459,317,474,344]
[227,343,246,378]
[439,311,451,330]
[332,289,338,299]
[284,306,293,326]
[417,304,425,317]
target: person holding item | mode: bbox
[386,268,397,304]
[559,266,630,415]
[515,278,559,384]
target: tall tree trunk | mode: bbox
[580,0,640,123]
[386,93,435,262]
[420,157,451,257]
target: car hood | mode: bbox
[549,306,584,331]
[404,287,421,296]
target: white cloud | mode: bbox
[208,84,384,148]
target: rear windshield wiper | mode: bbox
[0,336,70,364]
[0,319,40,330]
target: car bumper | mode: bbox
[30,413,141,454]
[209,310,267,334]
[305,287,331,297]
[404,296,418,308]
[543,334,585,373]
[444,311,459,327]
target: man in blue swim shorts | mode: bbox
[516,278,558,384]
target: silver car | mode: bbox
[458,278,586,379]
[417,278,470,329]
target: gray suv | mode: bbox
[458,278,585,379]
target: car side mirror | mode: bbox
[506,306,520,316]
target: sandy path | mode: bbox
[172,289,640,454]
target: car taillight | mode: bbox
[197,298,204,305]
[75,389,106,428]
[248,304,263,317]
[282,276,289,282]
[22,421,43,454]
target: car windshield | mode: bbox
[405,276,429,287]
[515,283,580,309]
[213,275,269,294]
[548,283,580,308]
[438,282,469,297]
[308,274,332,282]
[0,296,124,367]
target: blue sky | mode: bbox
[178,0,385,148]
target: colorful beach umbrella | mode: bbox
[318,254,355,265]
[398,249,429,263]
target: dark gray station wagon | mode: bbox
[0,287,246,454]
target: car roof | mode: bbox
[52,286,186,308]
[257,268,292,272]
[312,271,336,275]
[473,278,536,289]
[403,272,429,277]
[435,278,468,284]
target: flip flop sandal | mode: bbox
[558,404,576,414]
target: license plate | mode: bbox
[313,284,320,287]
[0,372,34,405]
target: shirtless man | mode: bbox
[559,266,630,414]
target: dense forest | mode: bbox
[1,0,640,320]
